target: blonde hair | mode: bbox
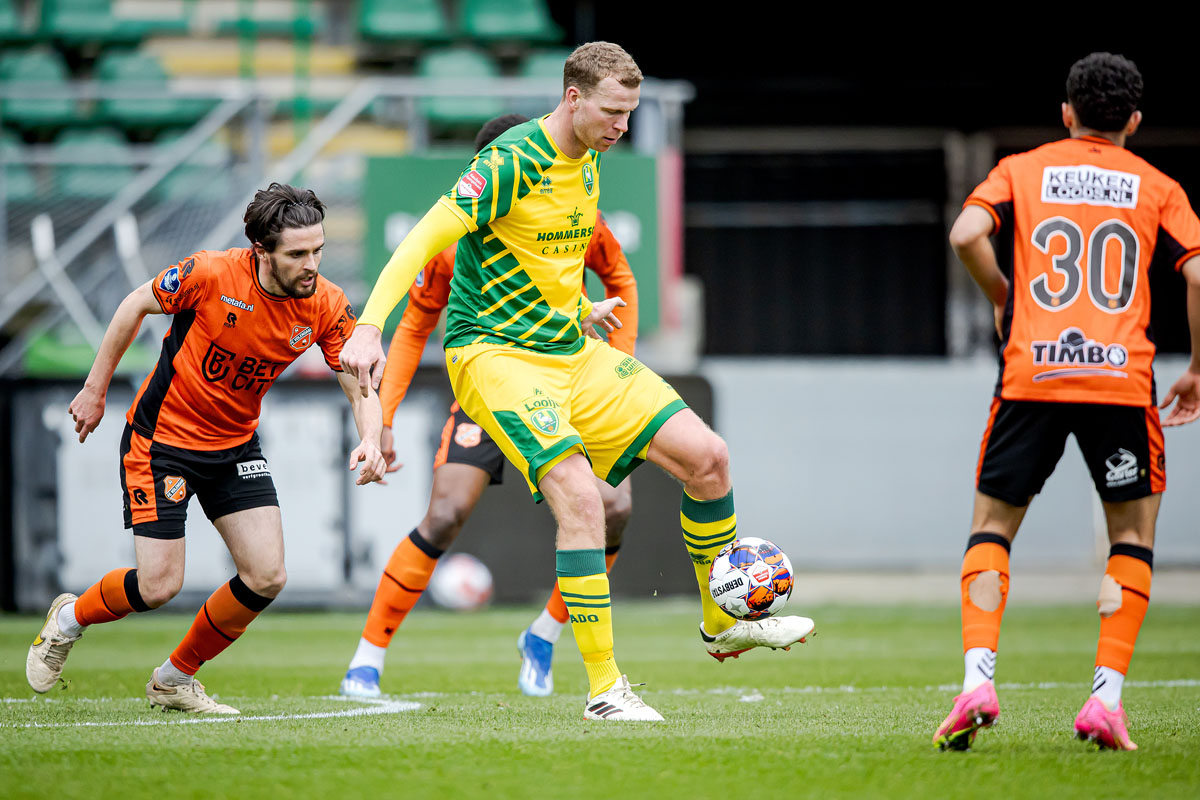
[563,41,642,96]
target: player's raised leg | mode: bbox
[342,462,490,697]
[27,536,180,693]
[646,409,814,660]
[1075,494,1158,751]
[934,492,1025,750]
[519,476,629,697]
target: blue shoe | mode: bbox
[340,666,381,698]
[517,629,554,697]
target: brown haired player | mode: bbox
[26,183,387,714]
[340,114,639,700]
[934,52,1200,752]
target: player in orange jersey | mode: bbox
[340,115,638,700]
[933,53,1200,752]
[26,183,387,714]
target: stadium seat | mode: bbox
[40,0,144,46]
[0,0,31,42]
[152,130,232,203]
[0,48,78,132]
[95,49,211,133]
[458,0,562,43]
[213,4,326,39]
[416,46,505,129]
[513,48,570,116]
[52,128,135,199]
[2,130,39,202]
[358,0,452,44]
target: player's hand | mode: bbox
[68,384,105,443]
[583,296,626,340]
[1160,368,1200,427]
[377,426,404,485]
[349,438,388,485]
[340,325,386,398]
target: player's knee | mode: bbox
[242,566,287,599]
[421,504,468,550]
[602,491,632,539]
[138,571,183,609]
[689,434,730,488]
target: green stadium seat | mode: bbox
[2,130,39,202]
[95,49,211,132]
[520,48,572,79]
[358,0,452,44]
[40,0,144,46]
[458,0,562,43]
[52,128,134,199]
[153,130,232,202]
[213,4,326,39]
[416,46,505,128]
[0,48,78,131]
[0,0,30,42]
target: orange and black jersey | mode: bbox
[967,136,1200,406]
[127,248,355,450]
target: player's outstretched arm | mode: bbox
[69,281,163,443]
[337,371,387,485]
[341,203,468,396]
[950,205,1010,335]
[1162,257,1200,427]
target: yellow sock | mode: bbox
[557,549,621,698]
[682,490,737,635]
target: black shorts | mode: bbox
[120,423,279,539]
[432,402,505,485]
[976,398,1165,506]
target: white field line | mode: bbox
[668,679,1200,696]
[2,694,419,729]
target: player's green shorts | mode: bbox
[445,337,687,501]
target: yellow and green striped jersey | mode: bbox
[438,116,601,354]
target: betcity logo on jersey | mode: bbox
[1030,327,1129,382]
[1041,166,1140,209]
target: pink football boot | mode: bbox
[1074,696,1138,751]
[933,680,1000,751]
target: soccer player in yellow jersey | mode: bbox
[341,42,815,721]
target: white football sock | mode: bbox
[963,647,996,693]
[156,659,193,687]
[57,601,84,639]
[528,608,564,644]
[1091,665,1124,709]
[348,638,387,674]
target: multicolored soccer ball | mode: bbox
[708,537,794,620]
[427,553,494,611]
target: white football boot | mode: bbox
[146,669,240,714]
[26,593,81,693]
[701,615,816,661]
[583,675,664,721]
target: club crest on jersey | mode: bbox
[1030,327,1129,382]
[163,476,187,503]
[1041,165,1139,209]
[529,408,559,436]
[582,164,595,196]
[457,170,487,199]
[289,325,313,351]
[455,423,483,448]
[159,267,181,294]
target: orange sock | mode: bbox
[361,530,442,648]
[1096,545,1152,675]
[545,548,618,623]
[961,533,1010,652]
[169,575,273,675]
[74,568,150,626]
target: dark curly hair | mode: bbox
[474,113,530,153]
[243,182,326,252]
[1066,52,1143,133]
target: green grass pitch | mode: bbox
[2,600,1199,799]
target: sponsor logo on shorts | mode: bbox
[1030,327,1129,382]
[454,423,483,448]
[163,476,187,503]
[582,163,595,196]
[615,356,645,379]
[237,459,271,479]
[1042,165,1139,209]
[221,294,254,312]
[290,325,313,351]
[529,408,559,436]
[158,267,181,294]
[1105,449,1140,488]
[457,170,487,199]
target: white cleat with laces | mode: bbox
[584,675,664,721]
[146,669,240,714]
[27,593,81,693]
[701,615,816,661]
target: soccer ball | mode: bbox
[427,553,494,611]
[708,537,794,620]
